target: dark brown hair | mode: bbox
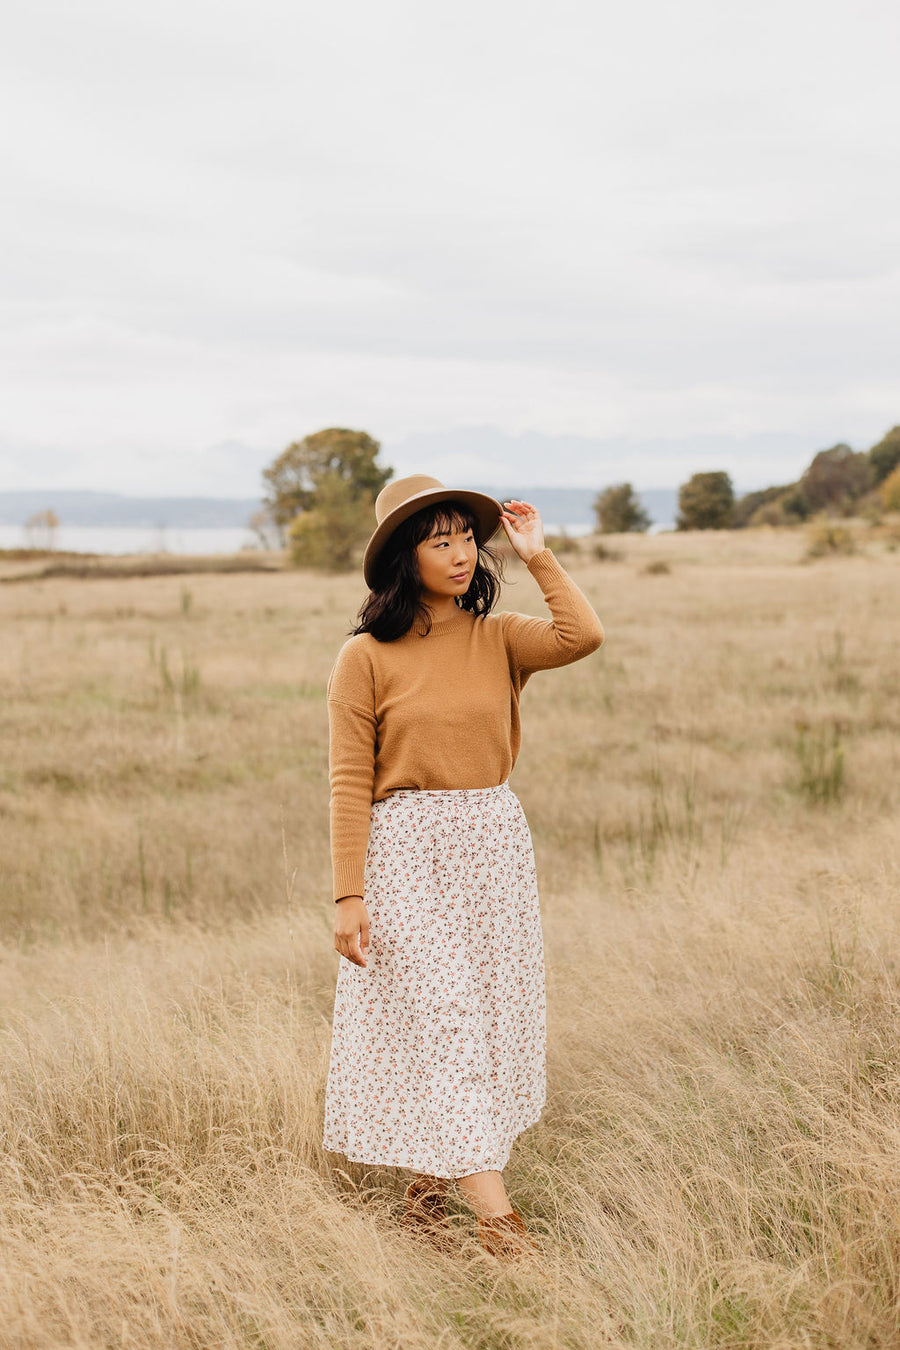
[352,501,504,642]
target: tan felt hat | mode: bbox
[363,475,502,587]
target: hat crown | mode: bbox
[374,475,447,525]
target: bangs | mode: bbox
[407,502,478,547]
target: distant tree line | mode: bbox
[593,425,900,533]
[258,424,900,571]
[728,427,900,528]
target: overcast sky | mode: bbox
[2,0,898,496]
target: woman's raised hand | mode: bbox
[334,895,370,968]
[499,500,545,564]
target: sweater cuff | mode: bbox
[525,547,562,588]
[333,858,366,904]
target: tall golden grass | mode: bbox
[2,529,899,1348]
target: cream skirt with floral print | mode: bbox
[323,783,547,1179]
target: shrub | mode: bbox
[732,485,792,528]
[805,523,857,558]
[869,425,900,485]
[748,498,793,528]
[780,486,814,521]
[593,540,623,561]
[880,463,900,512]
[746,488,812,527]
[287,472,371,572]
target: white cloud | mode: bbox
[1,0,898,494]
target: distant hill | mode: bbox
[0,491,260,528]
[0,486,679,529]
[477,486,677,529]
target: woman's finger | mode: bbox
[335,923,367,968]
[502,502,538,527]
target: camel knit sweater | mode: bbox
[326,547,604,901]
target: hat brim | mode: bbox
[363,488,503,588]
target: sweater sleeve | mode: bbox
[327,639,377,902]
[504,548,604,678]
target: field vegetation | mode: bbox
[2,528,899,1348]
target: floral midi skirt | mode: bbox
[323,782,547,1179]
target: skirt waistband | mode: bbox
[386,781,511,801]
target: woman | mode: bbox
[323,475,604,1257]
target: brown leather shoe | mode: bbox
[400,1175,452,1247]
[476,1208,537,1261]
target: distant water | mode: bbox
[0,520,673,556]
[546,521,674,536]
[0,525,258,556]
[542,521,675,537]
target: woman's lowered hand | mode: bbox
[499,499,545,564]
[334,895,370,968]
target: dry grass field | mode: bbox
[2,528,899,1349]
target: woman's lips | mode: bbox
[450,572,469,582]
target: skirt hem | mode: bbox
[322,1102,545,1180]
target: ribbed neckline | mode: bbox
[411,608,473,638]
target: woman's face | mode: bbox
[415,521,478,603]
